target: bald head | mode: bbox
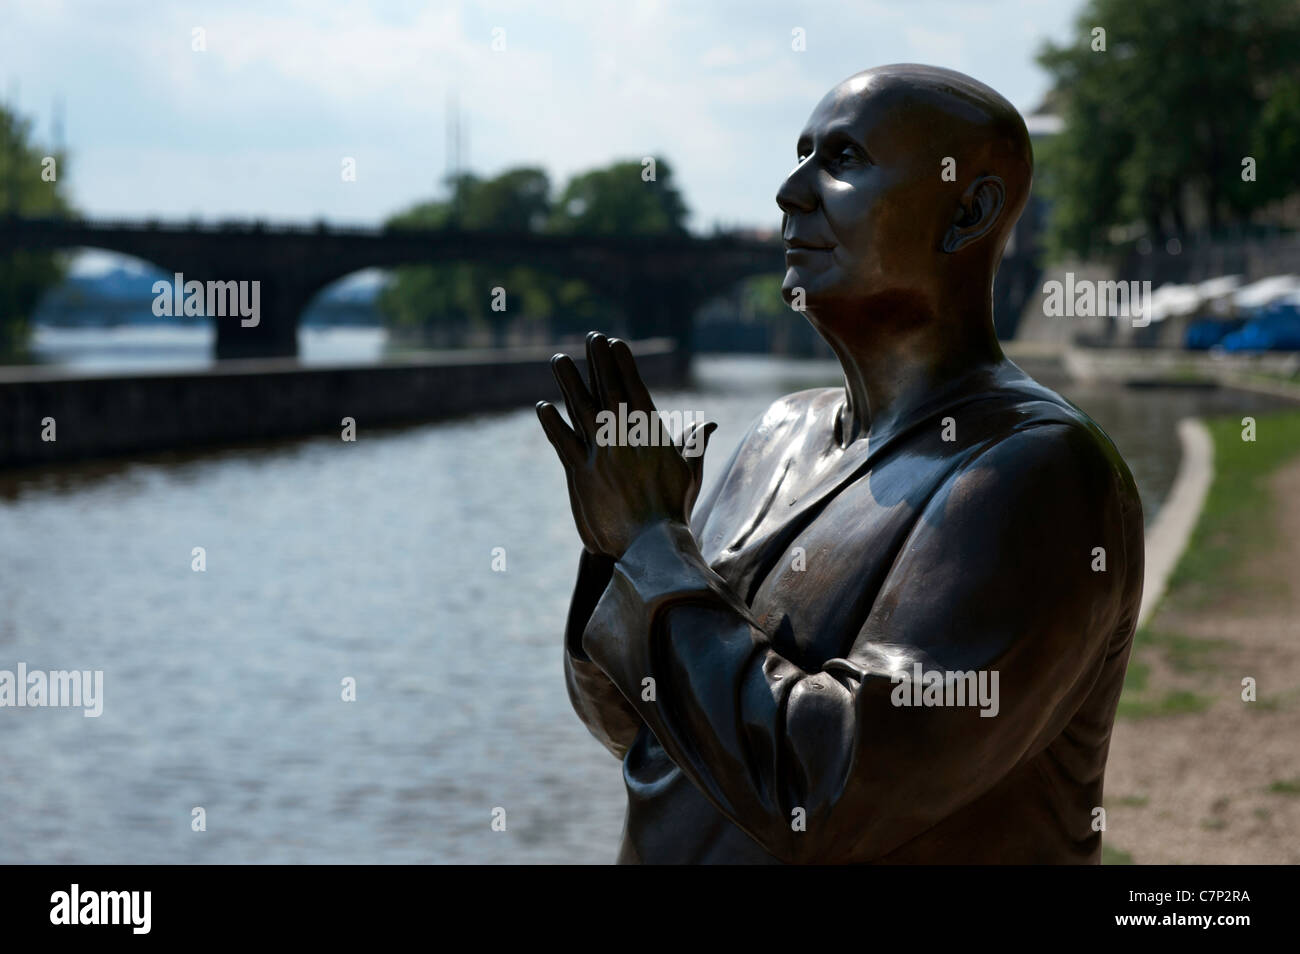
[836,64,1034,239]
[778,64,1033,334]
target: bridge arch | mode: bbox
[28,247,220,370]
[1,217,786,360]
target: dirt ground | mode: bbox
[1104,458,1300,864]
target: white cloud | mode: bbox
[1,0,1077,229]
[902,27,968,70]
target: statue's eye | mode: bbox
[833,144,864,166]
[797,143,865,168]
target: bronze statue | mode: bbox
[537,64,1143,864]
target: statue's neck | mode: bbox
[823,318,1004,449]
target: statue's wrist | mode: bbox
[620,517,693,562]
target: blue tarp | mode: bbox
[1217,302,1300,351]
[1185,318,1245,350]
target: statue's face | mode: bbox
[777,74,949,321]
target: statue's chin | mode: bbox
[782,266,841,308]
[782,273,860,316]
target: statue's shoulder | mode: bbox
[709,387,840,479]
[748,387,842,440]
[957,367,1142,519]
[1003,370,1134,477]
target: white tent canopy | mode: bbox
[1147,283,1203,322]
[1232,275,1300,309]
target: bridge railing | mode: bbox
[2,214,389,237]
[1,214,788,250]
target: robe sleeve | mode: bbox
[563,549,643,758]
[580,423,1143,863]
[561,413,758,760]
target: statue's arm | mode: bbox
[562,548,642,758]
[560,412,753,760]
[580,423,1142,863]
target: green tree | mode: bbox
[1,104,73,359]
[1036,0,1300,259]
[378,158,691,346]
[545,156,690,338]
[448,167,551,231]
[379,168,555,347]
[549,157,688,235]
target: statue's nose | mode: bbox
[776,165,817,216]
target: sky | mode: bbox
[2,0,1082,236]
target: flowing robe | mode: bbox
[563,361,1144,864]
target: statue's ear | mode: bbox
[942,175,1006,253]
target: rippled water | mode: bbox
[0,355,1286,863]
[29,324,390,370]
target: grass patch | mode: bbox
[1170,365,1215,384]
[1113,794,1149,808]
[1123,658,1151,693]
[1243,369,1300,387]
[1102,843,1134,864]
[1118,410,1300,723]
[1145,629,1232,673]
[1250,687,1300,712]
[1117,690,1214,721]
[1165,410,1300,608]
[1267,777,1300,796]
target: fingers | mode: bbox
[683,420,717,517]
[609,337,655,414]
[682,419,717,464]
[586,331,628,411]
[550,331,669,461]
[550,353,598,445]
[535,401,584,466]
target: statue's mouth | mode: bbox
[784,239,835,253]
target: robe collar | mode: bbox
[703,360,1065,603]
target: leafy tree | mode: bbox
[549,157,688,236]
[1252,74,1300,206]
[1036,0,1300,259]
[447,167,551,232]
[0,104,73,358]
[378,158,690,345]
[545,156,690,338]
[379,169,554,347]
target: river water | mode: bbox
[0,345,1287,863]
